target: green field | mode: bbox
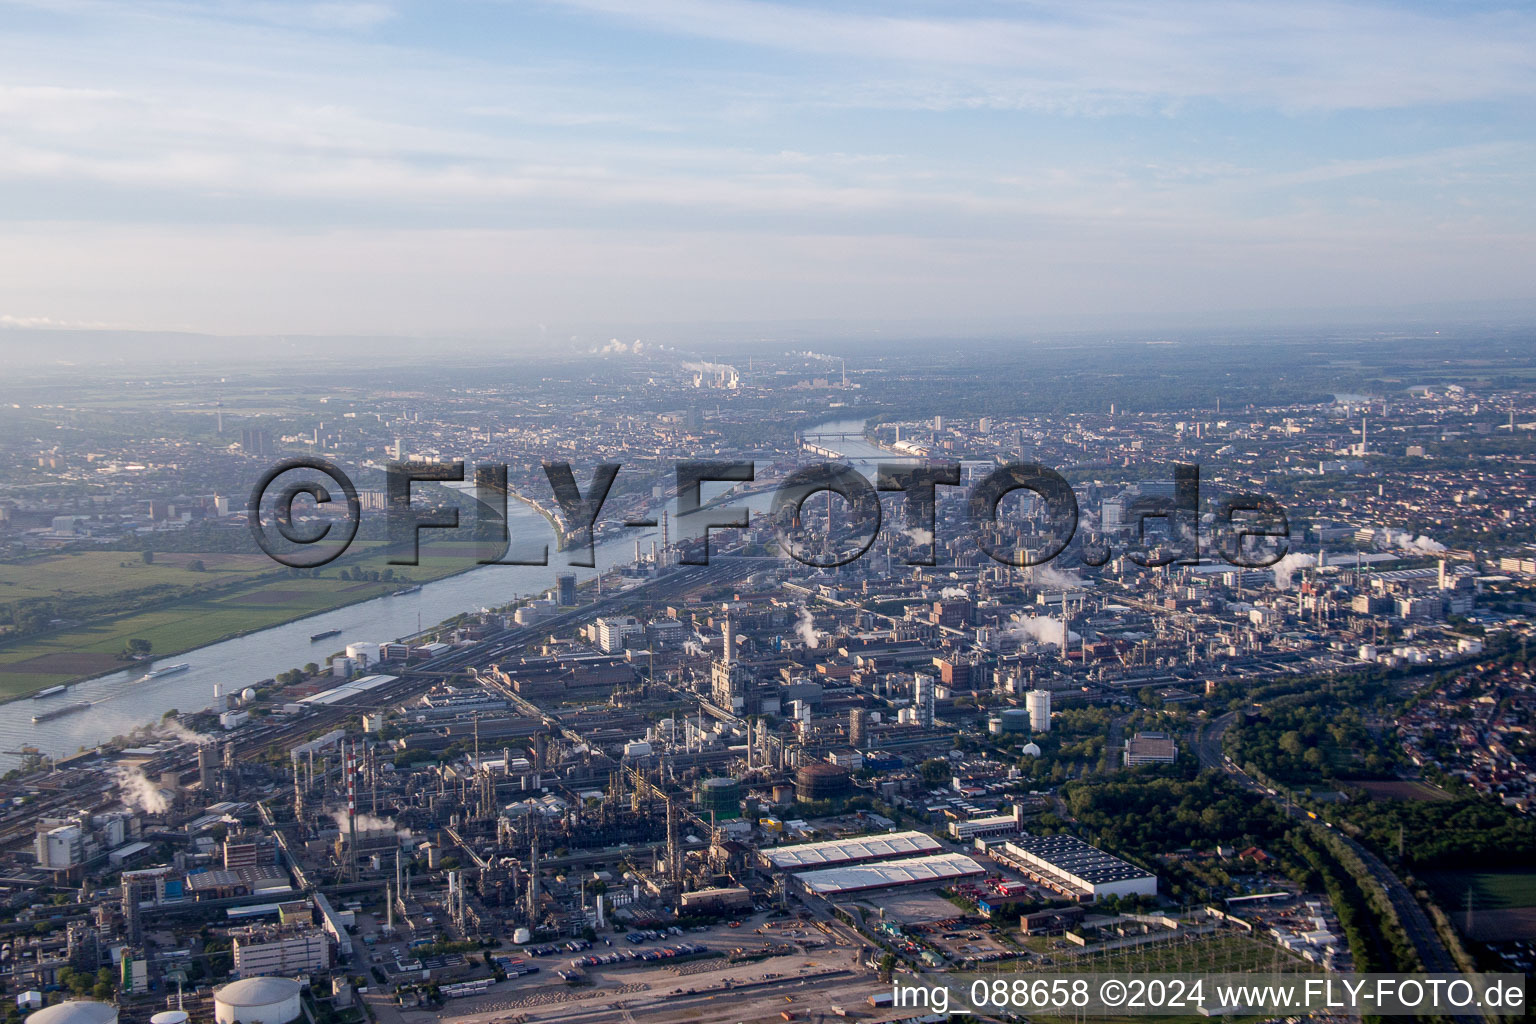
[0,549,272,601]
[1015,932,1314,976]
[1425,870,1536,910]
[0,542,488,699]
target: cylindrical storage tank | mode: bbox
[214,977,303,1024]
[27,1002,118,1024]
[1026,688,1052,733]
[345,642,380,666]
[999,708,1031,735]
[771,783,795,804]
[513,927,531,945]
[694,777,741,820]
[151,1012,190,1024]
[795,762,851,803]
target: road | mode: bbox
[1195,713,1469,983]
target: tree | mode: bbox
[187,559,206,572]
[125,637,152,657]
[141,549,154,564]
[919,758,953,787]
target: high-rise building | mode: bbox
[35,824,83,870]
[594,615,643,652]
[849,708,867,749]
[122,879,143,945]
[1101,495,1128,533]
[556,573,577,606]
[198,744,215,791]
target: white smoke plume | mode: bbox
[595,338,649,355]
[114,766,169,815]
[795,605,825,647]
[1033,566,1086,590]
[682,360,737,376]
[330,811,409,838]
[157,719,216,746]
[1271,552,1316,590]
[1380,529,1447,554]
[939,586,970,600]
[1007,616,1079,648]
[788,350,838,362]
[902,526,933,546]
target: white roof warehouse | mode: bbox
[791,852,986,896]
[997,834,1156,902]
[757,830,941,872]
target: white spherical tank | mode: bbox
[26,1003,118,1024]
[240,687,258,703]
[215,977,302,1024]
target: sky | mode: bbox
[0,0,1534,339]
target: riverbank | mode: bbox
[0,542,490,703]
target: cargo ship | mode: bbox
[310,628,342,642]
[33,702,90,723]
[32,685,69,700]
[391,585,421,596]
[137,662,191,682]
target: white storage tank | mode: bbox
[512,927,531,944]
[151,1012,189,1024]
[27,1003,118,1024]
[345,642,380,667]
[214,977,303,1024]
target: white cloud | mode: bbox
[546,0,1536,111]
[0,0,1531,332]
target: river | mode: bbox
[1,417,894,769]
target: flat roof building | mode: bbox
[758,830,942,872]
[1124,732,1178,766]
[792,852,986,895]
[999,834,1156,901]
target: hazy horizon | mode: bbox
[2,0,1535,338]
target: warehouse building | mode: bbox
[757,830,941,872]
[997,835,1156,901]
[791,852,986,896]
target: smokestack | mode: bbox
[722,616,736,665]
